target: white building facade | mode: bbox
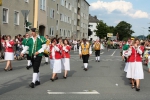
[88,15,99,41]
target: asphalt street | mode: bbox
[0,49,150,100]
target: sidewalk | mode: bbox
[0,59,6,63]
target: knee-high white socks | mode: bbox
[84,63,88,68]
[98,56,100,61]
[27,60,31,66]
[95,57,97,61]
[37,72,40,82]
[45,57,49,62]
[32,73,37,84]
[95,56,100,61]
[32,72,40,84]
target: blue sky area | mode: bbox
[87,0,150,36]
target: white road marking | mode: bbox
[111,49,117,56]
[47,90,100,94]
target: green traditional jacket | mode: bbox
[26,35,47,57]
[22,38,29,46]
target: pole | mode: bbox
[34,0,38,28]
[0,25,1,51]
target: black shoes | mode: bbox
[98,60,100,62]
[50,78,55,82]
[44,62,48,65]
[29,82,35,88]
[83,68,88,71]
[26,65,32,70]
[63,76,67,79]
[35,81,40,86]
[4,69,8,71]
[136,86,140,91]
[9,69,13,71]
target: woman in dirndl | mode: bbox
[49,38,62,82]
[61,39,71,79]
[126,38,144,91]
[4,35,15,71]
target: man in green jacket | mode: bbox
[21,28,47,88]
[22,33,32,70]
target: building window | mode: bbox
[60,13,64,21]
[14,11,19,25]
[65,1,66,7]
[50,9,54,18]
[61,0,64,6]
[64,30,66,37]
[57,4,59,11]
[40,0,46,11]
[3,8,9,23]
[50,27,54,36]
[60,29,61,36]
[56,20,58,30]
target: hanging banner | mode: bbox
[0,0,2,6]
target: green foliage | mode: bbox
[94,20,134,40]
[94,21,109,39]
[114,21,134,40]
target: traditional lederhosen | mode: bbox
[94,42,101,62]
[22,38,32,69]
[21,35,46,87]
[79,42,92,71]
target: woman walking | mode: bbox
[4,35,14,71]
[61,39,71,79]
[49,38,62,82]
[126,38,144,91]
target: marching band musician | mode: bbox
[61,39,71,79]
[49,38,62,82]
[125,38,144,91]
[22,33,32,70]
[93,39,101,62]
[44,35,51,65]
[21,28,47,88]
[4,35,15,71]
[79,39,92,71]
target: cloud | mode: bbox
[90,0,149,19]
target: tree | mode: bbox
[94,21,109,39]
[114,21,134,40]
[88,28,92,36]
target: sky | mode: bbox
[86,0,150,36]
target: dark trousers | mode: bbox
[82,54,89,63]
[27,54,31,60]
[31,55,42,73]
[43,53,49,57]
[95,50,100,57]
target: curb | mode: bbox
[0,60,6,63]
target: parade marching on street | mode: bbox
[0,47,150,100]
[1,0,150,100]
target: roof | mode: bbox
[84,0,90,6]
[89,14,100,23]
